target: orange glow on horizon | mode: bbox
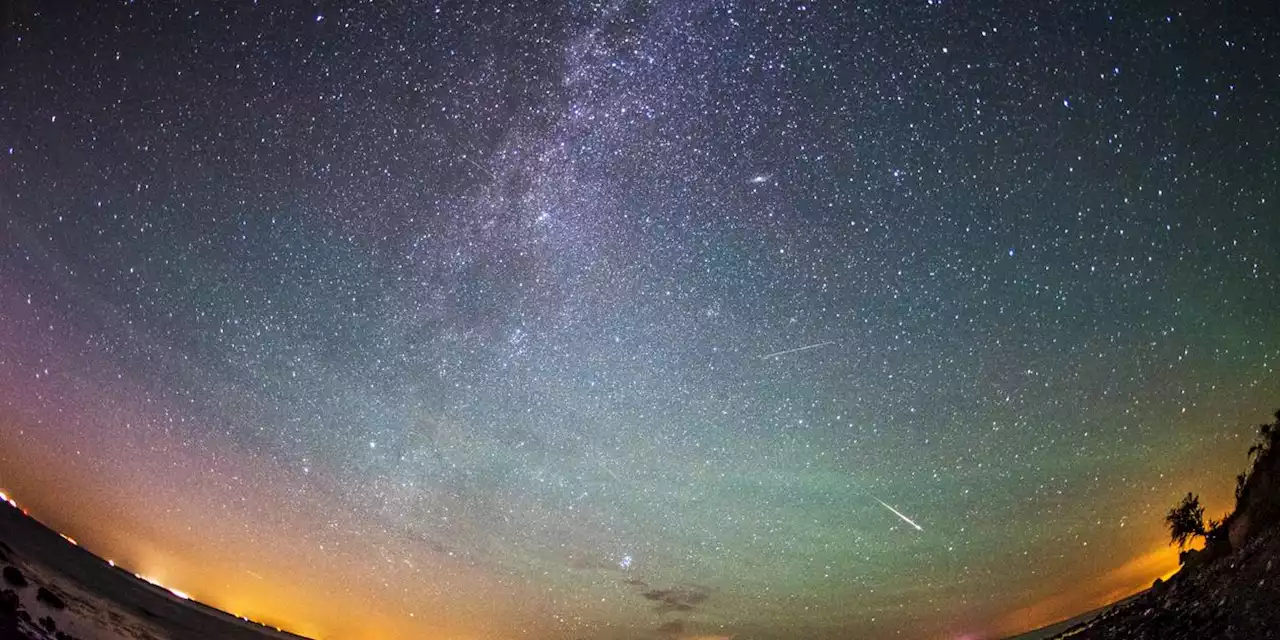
[0,487,318,638]
[0,484,490,640]
[2,402,1262,640]
[0,476,1230,640]
[992,542,1187,637]
[133,574,192,601]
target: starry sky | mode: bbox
[0,1,1278,639]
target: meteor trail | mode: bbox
[870,495,924,531]
[761,341,834,360]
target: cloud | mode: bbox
[641,585,711,613]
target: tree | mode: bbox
[1247,424,1270,460]
[1247,411,1279,461]
[1166,492,1207,549]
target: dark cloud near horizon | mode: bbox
[642,585,711,614]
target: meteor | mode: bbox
[870,495,924,532]
[761,341,834,360]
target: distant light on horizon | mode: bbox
[136,573,189,601]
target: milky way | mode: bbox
[0,2,1277,639]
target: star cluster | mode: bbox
[0,2,1277,639]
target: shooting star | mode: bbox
[462,155,497,180]
[596,457,623,483]
[870,495,925,532]
[761,341,834,360]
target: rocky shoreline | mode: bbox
[1051,526,1280,639]
[1053,411,1280,640]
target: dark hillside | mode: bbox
[1049,410,1280,640]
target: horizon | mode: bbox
[0,480,1210,639]
[1,1,1277,639]
[0,489,287,634]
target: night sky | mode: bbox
[1,2,1278,639]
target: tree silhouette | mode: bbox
[1248,425,1270,460]
[1166,492,1207,549]
[1247,411,1279,461]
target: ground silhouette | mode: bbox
[1043,408,1280,639]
